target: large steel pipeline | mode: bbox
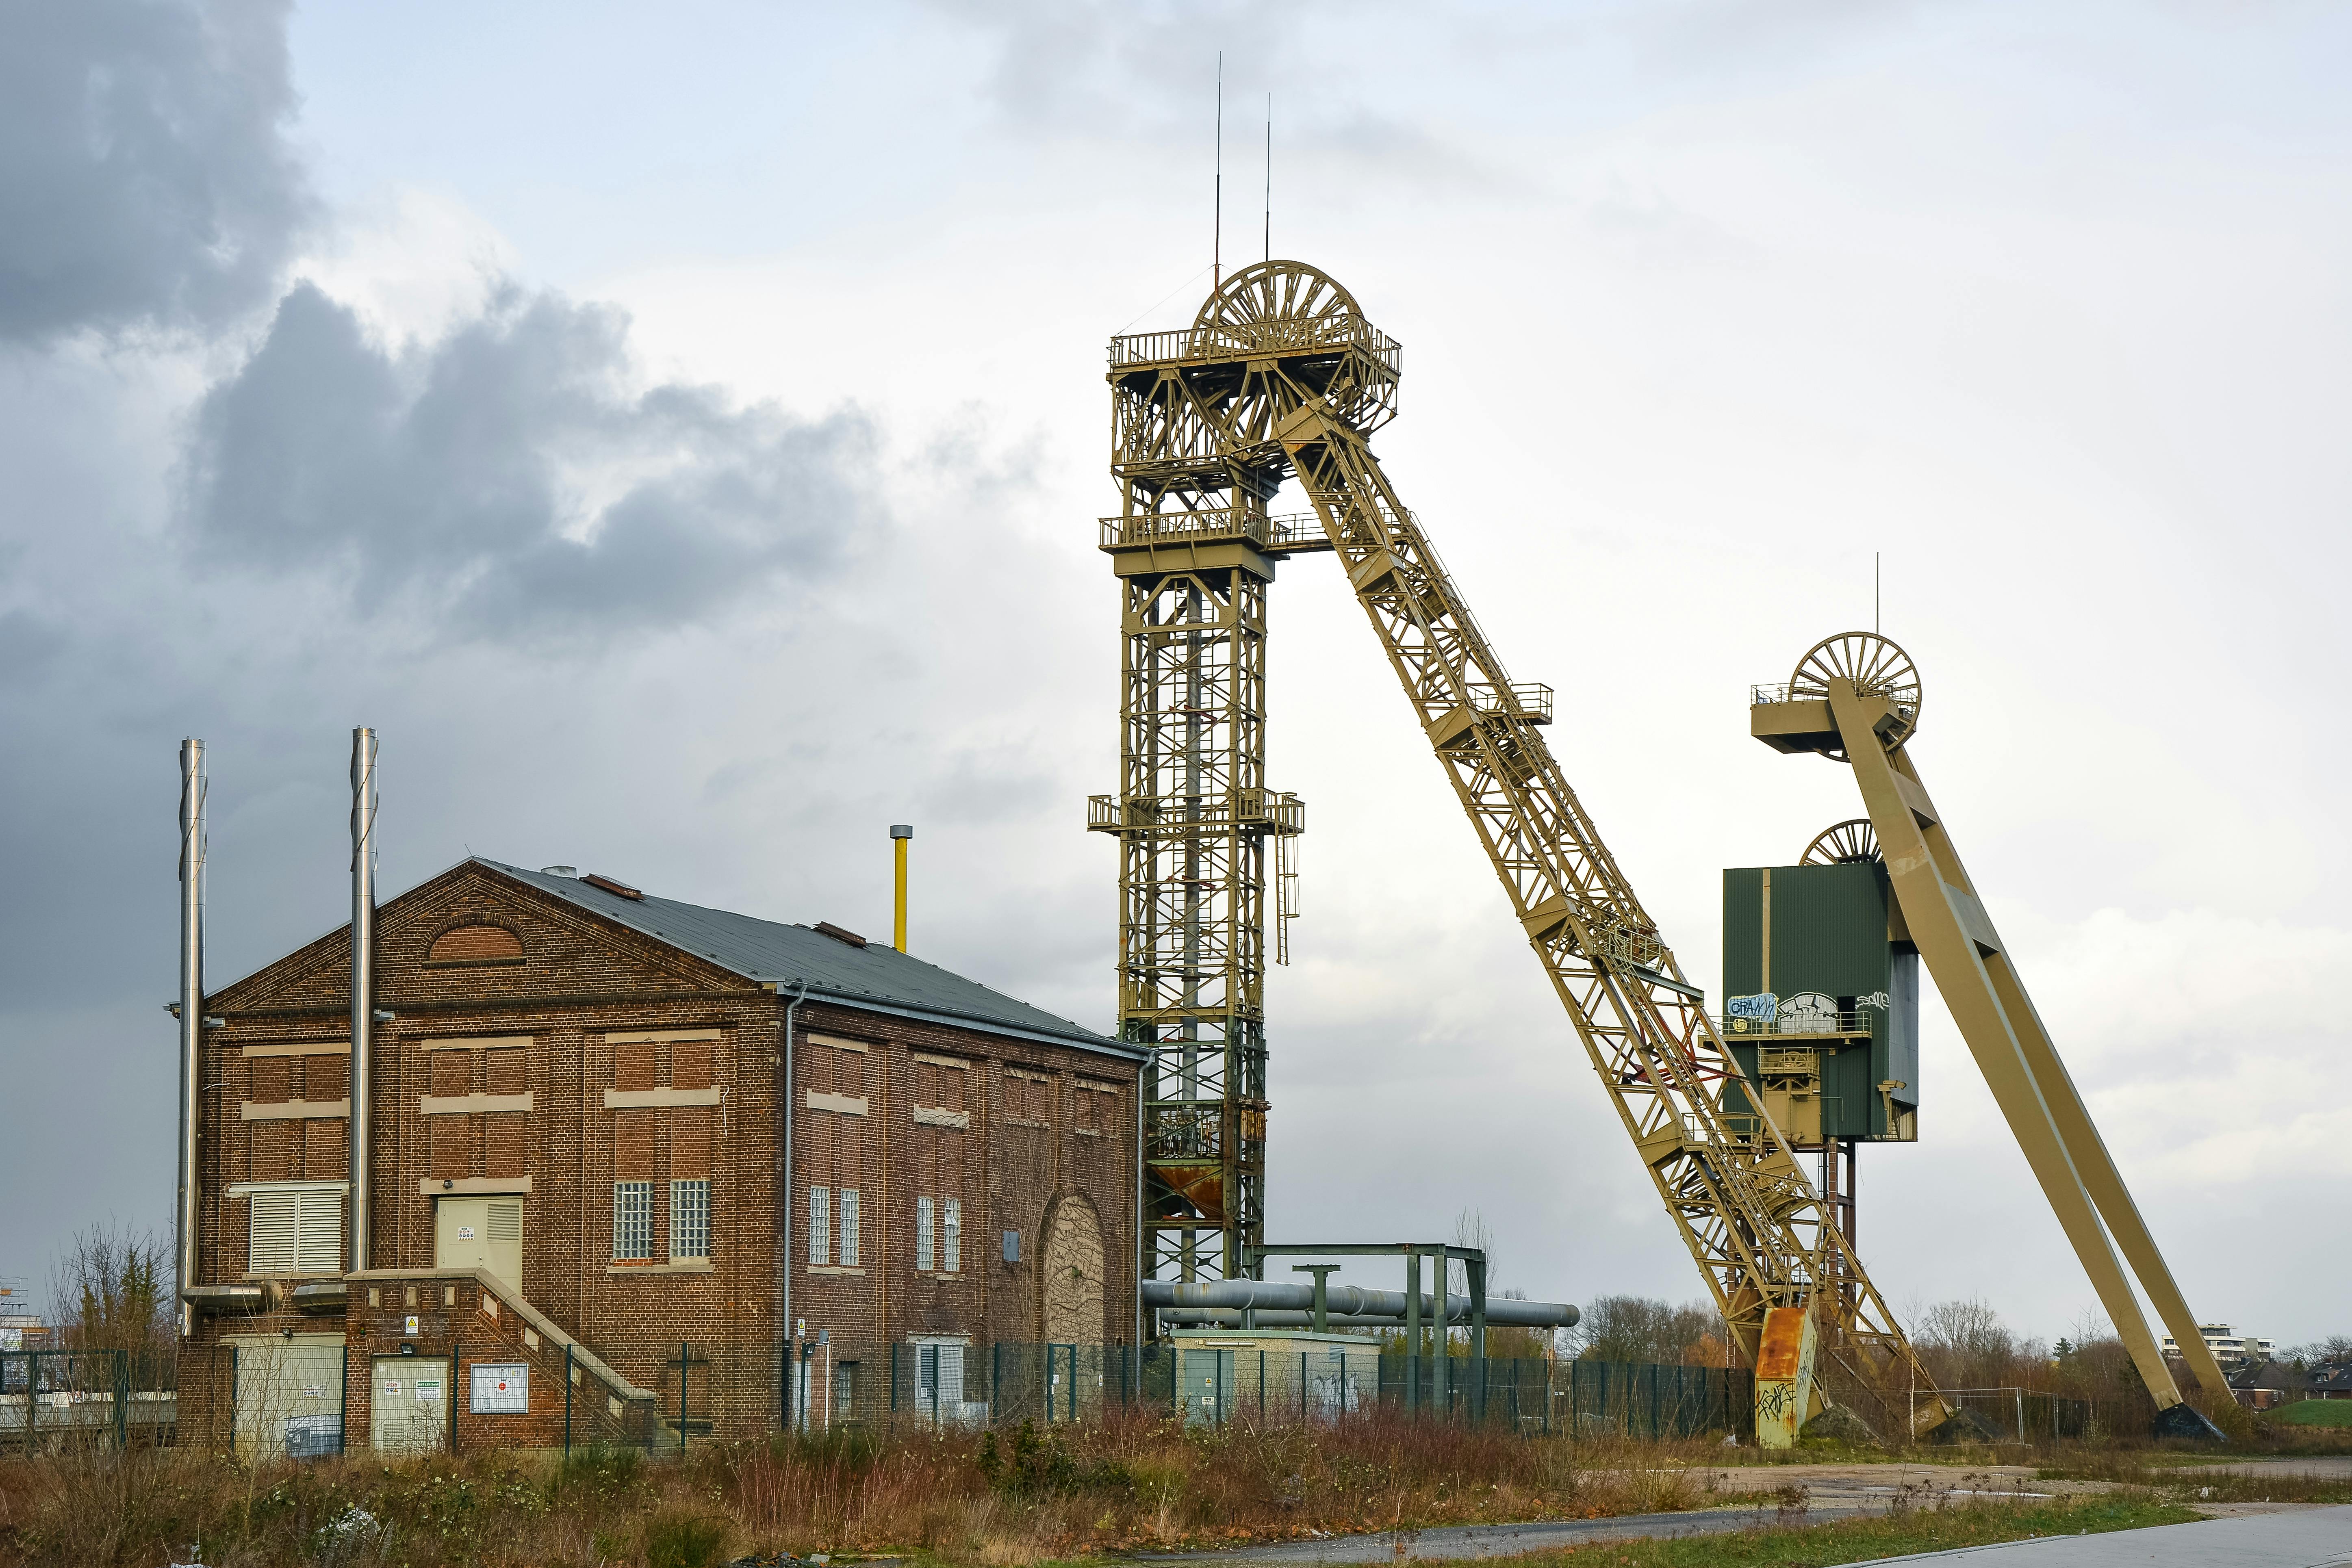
[1158,1309,1557,1330]
[1141,1279,1577,1327]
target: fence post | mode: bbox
[564,1344,573,1458]
[679,1342,689,1453]
[450,1342,461,1454]
[26,1351,37,1453]
[114,1349,128,1450]
[2015,1387,2025,1444]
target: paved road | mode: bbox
[1832,1502,2352,1565]
[1129,1497,1894,1563]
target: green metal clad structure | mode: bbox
[1720,862,1919,1142]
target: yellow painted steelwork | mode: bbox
[1752,636,2229,1407]
[1092,262,1945,1416]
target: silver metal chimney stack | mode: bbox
[176,739,205,1337]
[349,728,378,1275]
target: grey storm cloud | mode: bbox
[0,0,311,343]
[184,281,877,641]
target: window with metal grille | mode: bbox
[669,1179,710,1262]
[839,1187,859,1267]
[247,1186,343,1275]
[916,1196,934,1271]
[944,1198,961,1273]
[808,1185,831,1267]
[612,1182,653,1261]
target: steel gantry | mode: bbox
[1091,261,1941,1423]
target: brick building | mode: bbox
[177,858,1144,1454]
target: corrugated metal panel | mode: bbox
[475,860,1139,1061]
[1770,863,1891,998]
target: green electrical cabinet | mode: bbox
[1720,861,1918,1145]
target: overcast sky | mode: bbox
[4,0,2347,1350]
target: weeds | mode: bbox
[644,1509,730,1568]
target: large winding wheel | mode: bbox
[1789,633,1922,757]
[1192,260,1366,353]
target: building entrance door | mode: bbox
[370,1357,448,1454]
[434,1196,523,1295]
[224,1332,345,1460]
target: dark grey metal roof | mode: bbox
[477,859,1140,1062]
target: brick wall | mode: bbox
[186,862,1141,1444]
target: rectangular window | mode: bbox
[612,1182,653,1261]
[808,1185,831,1267]
[839,1187,859,1267]
[944,1198,962,1273]
[247,1186,343,1275]
[916,1196,934,1271]
[669,1179,710,1262]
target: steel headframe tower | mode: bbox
[1753,634,2230,1416]
[1095,260,1944,1418]
[1089,267,1356,1281]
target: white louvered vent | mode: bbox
[249,1187,343,1275]
[250,1192,299,1273]
[296,1189,343,1274]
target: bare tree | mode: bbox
[1449,1208,1496,1299]
[1913,1297,2019,1389]
[1574,1295,1721,1365]
[48,1222,175,1370]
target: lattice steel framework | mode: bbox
[1095,260,1945,1411]
[1089,268,1358,1280]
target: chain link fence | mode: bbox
[830,1345,1750,1441]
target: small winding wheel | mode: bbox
[1801,819,1881,865]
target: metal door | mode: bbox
[370,1357,447,1454]
[434,1197,523,1295]
[1178,1347,1232,1427]
[226,1333,345,1460]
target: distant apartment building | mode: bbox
[2161,1323,2274,1367]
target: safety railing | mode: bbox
[1099,510,1332,553]
[1719,1011,1875,1039]
[1468,681,1555,724]
[1087,789,1304,835]
[1750,682,1797,706]
[1109,318,1403,373]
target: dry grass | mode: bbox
[0,1414,1735,1568]
[5,1405,2311,1568]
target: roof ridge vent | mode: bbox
[813,921,868,949]
[581,873,642,900]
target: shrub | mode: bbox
[645,1509,729,1568]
